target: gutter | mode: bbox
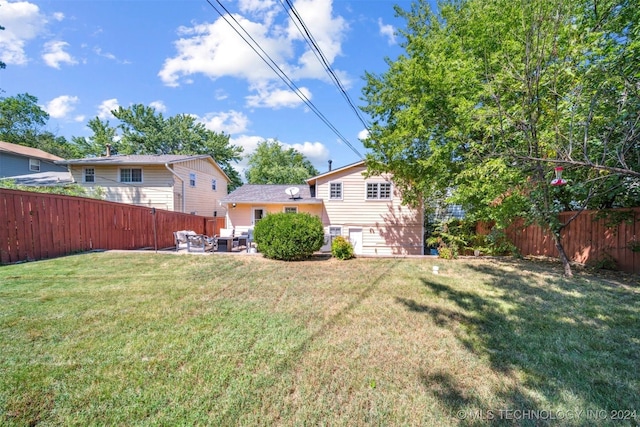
[164,163,185,213]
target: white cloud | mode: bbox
[93,47,116,61]
[0,0,47,65]
[149,100,167,113]
[238,0,277,15]
[74,115,85,122]
[289,141,330,166]
[358,129,369,140]
[158,16,290,87]
[52,12,64,21]
[199,110,250,134]
[42,40,77,69]
[93,46,130,64]
[97,98,119,119]
[44,95,79,119]
[214,89,228,101]
[158,0,350,105]
[245,83,309,109]
[286,0,349,81]
[378,18,396,45]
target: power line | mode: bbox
[280,0,371,132]
[204,0,363,159]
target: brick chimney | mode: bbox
[105,143,112,157]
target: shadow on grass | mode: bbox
[396,260,639,425]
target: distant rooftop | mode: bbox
[0,141,64,161]
[55,154,210,165]
[1,171,73,187]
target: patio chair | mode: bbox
[174,230,197,251]
[186,234,217,253]
[246,228,254,252]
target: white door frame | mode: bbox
[349,227,363,255]
[252,207,266,225]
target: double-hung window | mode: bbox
[84,168,95,183]
[120,168,143,183]
[329,226,342,245]
[29,159,40,172]
[366,182,392,200]
[329,182,342,200]
[189,173,196,187]
[211,179,217,191]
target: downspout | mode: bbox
[164,163,185,213]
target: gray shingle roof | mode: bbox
[221,184,321,204]
[55,154,209,165]
[2,171,73,186]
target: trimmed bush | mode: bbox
[331,236,354,260]
[253,212,325,261]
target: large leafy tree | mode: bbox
[244,139,319,184]
[71,117,118,157]
[0,93,80,158]
[77,104,244,191]
[0,93,49,146]
[361,0,639,276]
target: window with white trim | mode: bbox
[329,182,342,200]
[29,159,40,172]
[211,179,217,191]
[120,168,143,183]
[329,226,342,245]
[84,168,95,183]
[366,182,392,199]
[284,206,298,213]
[189,173,196,187]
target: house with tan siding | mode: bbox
[221,161,424,255]
[56,154,229,215]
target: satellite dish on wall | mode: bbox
[285,187,300,198]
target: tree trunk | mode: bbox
[551,231,573,277]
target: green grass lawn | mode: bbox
[1,252,638,426]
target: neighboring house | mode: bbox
[0,141,68,178]
[221,160,424,256]
[56,154,230,215]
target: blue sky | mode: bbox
[0,0,423,175]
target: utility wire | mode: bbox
[204,0,363,159]
[280,0,371,132]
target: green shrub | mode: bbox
[331,236,354,260]
[253,212,325,261]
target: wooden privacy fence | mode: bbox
[1,189,226,264]
[506,207,640,274]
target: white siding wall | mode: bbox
[69,164,175,210]
[68,158,229,214]
[172,160,228,216]
[316,165,423,255]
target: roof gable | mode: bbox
[307,160,365,183]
